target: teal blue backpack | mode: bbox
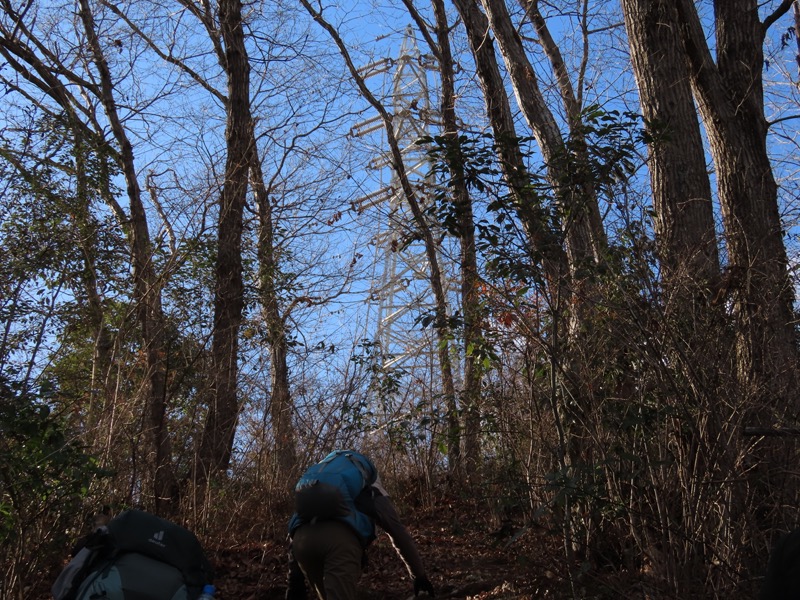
[288,450,378,545]
[52,509,213,600]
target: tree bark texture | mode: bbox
[481,0,606,274]
[675,0,798,411]
[452,0,594,479]
[620,1,731,583]
[620,0,720,291]
[450,0,570,294]
[429,0,478,477]
[249,132,297,478]
[199,0,250,476]
[519,0,609,257]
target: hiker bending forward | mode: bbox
[285,450,435,600]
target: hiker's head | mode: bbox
[86,505,112,530]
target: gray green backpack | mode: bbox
[52,509,213,600]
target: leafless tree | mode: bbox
[674,0,799,409]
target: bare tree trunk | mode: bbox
[664,0,800,585]
[621,0,720,291]
[477,4,616,483]
[519,0,608,255]
[675,0,798,410]
[424,0,479,478]
[481,0,606,276]
[249,130,297,478]
[198,0,250,477]
[77,0,176,511]
[450,0,570,295]
[620,0,728,586]
[450,0,584,484]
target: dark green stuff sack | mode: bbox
[52,509,213,600]
[74,552,191,600]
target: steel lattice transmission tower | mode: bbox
[352,29,452,370]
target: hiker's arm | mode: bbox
[372,494,427,579]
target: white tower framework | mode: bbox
[352,29,452,370]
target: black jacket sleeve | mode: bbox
[370,492,427,579]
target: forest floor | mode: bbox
[211,508,559,600]
[204,497,641,600]
[35,494,652,600]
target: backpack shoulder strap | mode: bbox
[343,452,373,484]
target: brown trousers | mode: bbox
[292,520,363,600]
